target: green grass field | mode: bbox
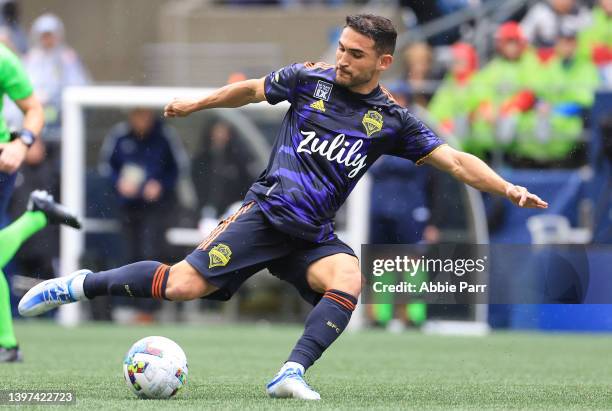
[2,321,612,410]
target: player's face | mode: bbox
[335,27,392,89]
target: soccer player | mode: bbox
[19,15,547,398]
[0,42,81,362]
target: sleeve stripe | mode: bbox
[415,143,448,166]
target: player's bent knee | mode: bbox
[332,267,363,298]
[307,254,363,298]
[165,260,215,301]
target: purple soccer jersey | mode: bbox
[245,62,444,243]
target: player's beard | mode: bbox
[335,67,376,89]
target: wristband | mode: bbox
[12,129,36,148]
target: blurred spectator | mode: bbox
[511,27,599,166]
[0,0,27,55]
[468,22,540,159]
[367,84,438,330]
[369,82,440,246]
[24,13,89,142]
[100,109,183,265]
[100,109,187,321]
[577,0,612,83]
[192,120,254,218]
[520,0,590,50]
[401,42,441,108]
[428,43,479,143]
[368,157,438,245]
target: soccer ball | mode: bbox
[123,336,188,399]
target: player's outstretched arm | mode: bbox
[423,145,548,209]
[164,77,266,118]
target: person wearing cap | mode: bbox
[512,27,599,166]
[428,43,479,152]
[468,22,541,160]
[24,13,89,142]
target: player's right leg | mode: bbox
[17,260,217,317]
[19,201,291,316]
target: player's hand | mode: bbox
[505,183,548,209]
[0,140,28,173]
[164,98,196,118]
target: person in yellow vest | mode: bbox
[577,0,612,68]
[468,22,541,160]
[511,27,599,166]
[428,42,479,151]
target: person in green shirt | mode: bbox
[428,42,479,150]
[468,22,541,159]
[577,0,612,67]
[0,43,80,362]
[512,28,599,164]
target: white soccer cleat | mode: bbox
[266,363,321,400]
[18,270,91,317]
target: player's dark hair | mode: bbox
[345,14,397,56]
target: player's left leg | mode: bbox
[267,252,361,400]
[19,201,290,316]
[288,253,361,368]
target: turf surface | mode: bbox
[2,321,612,410]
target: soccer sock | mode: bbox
[287,289,357,370]
[82,261,171,300]
[407,302,427,326]
[0,211,47,268]
[0,269,17,348]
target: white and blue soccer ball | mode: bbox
[123,336,188,399]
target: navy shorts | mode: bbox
[185,201,356,305]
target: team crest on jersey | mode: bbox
[362,110,384,137]
[310,99,326,112]
[208,243,232,268]
[313,80,333,101]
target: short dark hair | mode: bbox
[345,14,397,56]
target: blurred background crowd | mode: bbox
[2,0,612,330]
